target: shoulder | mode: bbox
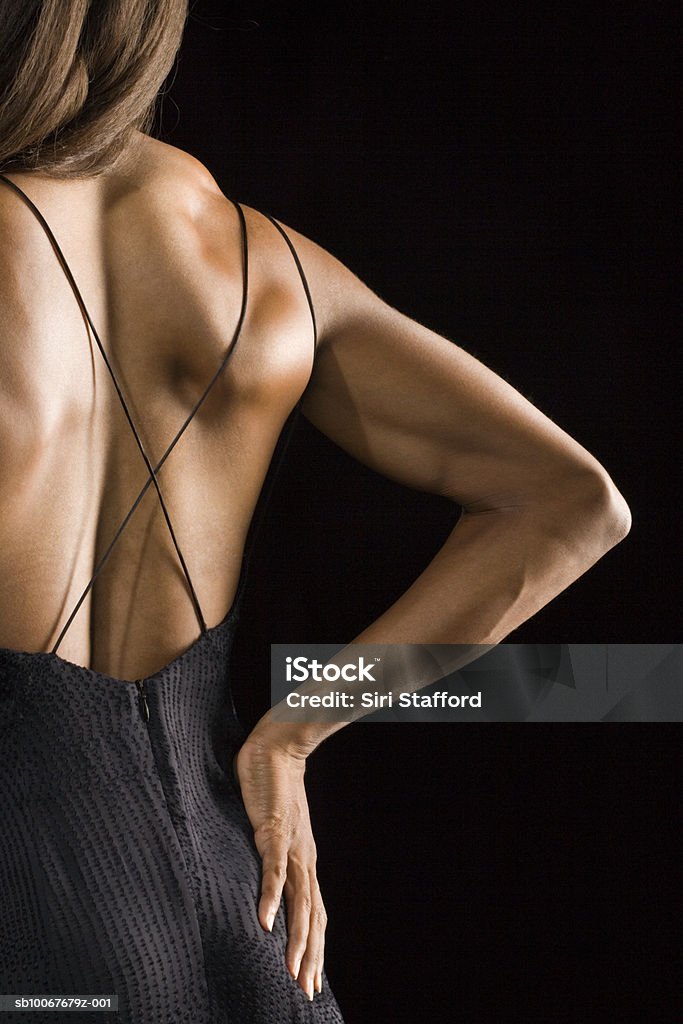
[108,135,239,261]
[117,135,389,348]
[114,135,310,282]
[230,206,390,353]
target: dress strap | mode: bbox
[260,213,318,352]
[225,208,319,616]
[0,172,249,654]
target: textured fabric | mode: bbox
[0,611,345,1022]
[0,173,345,1022]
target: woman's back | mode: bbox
[0,6,348,1016]
[0,133,347,1021]
[0,134,314,682]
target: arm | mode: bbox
[248,218,631,749]
[234,216,632,997]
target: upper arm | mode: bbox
[269,217,618,512]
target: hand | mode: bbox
[232,733,327,1001]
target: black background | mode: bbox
[162,3,679,1020]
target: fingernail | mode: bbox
[291,957,301,979]
[308,986,314,1001]
[265,909,275,932]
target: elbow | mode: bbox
[601,480,632,546]
[583,470,631,543]
[556,466,632,554]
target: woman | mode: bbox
[0,2,631,1022]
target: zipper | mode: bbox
[135,679,150,723]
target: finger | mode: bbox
[283,863,312,984]
[297,880,327,1000]
[314,914,326,994]
[298,875,326,999]
[315,929,325,991]
[257,835,288,932]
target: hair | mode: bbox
[0,0,189,178]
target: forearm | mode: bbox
[354,480,625,647]
[249,472,630,756]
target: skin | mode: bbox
[0,132,631,1001]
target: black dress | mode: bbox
[0,173,345,1023]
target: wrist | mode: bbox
[244,716,321,765]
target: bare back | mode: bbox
[0,136,315,682]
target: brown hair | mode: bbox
[0,1,188,178]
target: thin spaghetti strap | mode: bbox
[50,198,250,651]
[260,212,318,354]
[220,209,315,621]
[0,172,209,646]
[228,399,302,619]
[218,208,318,613]
[0,173,249,652]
